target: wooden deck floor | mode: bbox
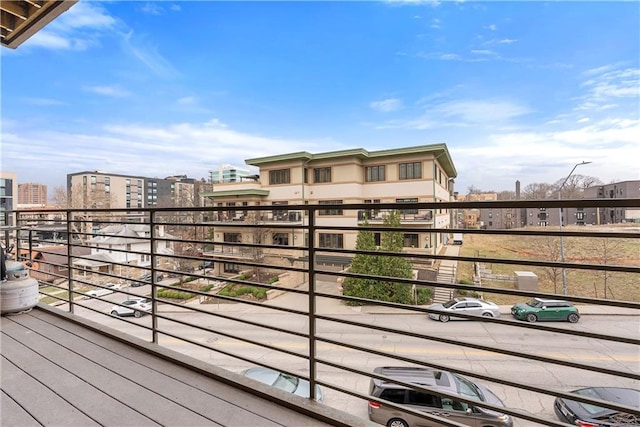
[1,307,367,427]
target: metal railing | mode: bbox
[4,198,639,427]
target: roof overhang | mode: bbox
[246,144,458,178]
[1,0,77,49]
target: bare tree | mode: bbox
[496,190,515,200]
[467,185,482,195]
[585,237,624,298]
[532,236,563,293]
[522,183,555,200]
[554,174,603,199]
[245,210,272,282]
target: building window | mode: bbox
[223,233,241,243]
[313,167,331,183]
[269,169,291,185]
[319,200,343,216]
[319,233,343,248]
[224,263,241,273]
[365,165,385,182]
[403,234,419,248]
[396,198,418,214]
[399,162,422,180]
[273,233,289,246]
[272,201,288,221]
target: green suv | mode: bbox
[511,298,580,323]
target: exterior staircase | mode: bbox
[432,264,456,303]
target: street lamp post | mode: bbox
[558,161,592,295]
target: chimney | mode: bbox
[515,180,521,200]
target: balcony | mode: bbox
[357,209,434,224]
[2,199,639,427]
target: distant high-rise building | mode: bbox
[0,172,18,227]
[18,182,48,205]
[210,164,254,183]
[67,171,146,209]
[66,171,199,209]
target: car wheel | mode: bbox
[439,314,450,323]
[110,310,119,316]
[526,313,538,323]
[134,310,142,318]
[567,313,579,323]
[387,418,409,427]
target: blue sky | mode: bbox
[2,0,639,194]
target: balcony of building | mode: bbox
[2,199,639,427]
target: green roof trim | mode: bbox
[200,189,270,198]
[245,143,457,178]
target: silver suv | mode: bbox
[368,366,512,427]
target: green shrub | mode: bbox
[218,284,266,299]
[457,289,468,296]
[267,276,279,284]
[199,284,214,292]
[416,288,431,305]
[157,288,194,299]
[459,278,474,285]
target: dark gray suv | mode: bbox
[368,366,512,427]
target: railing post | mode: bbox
[150,210,158,344]
[307,205,317,402]
[67,209,74,313]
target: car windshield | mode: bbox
[573,388,638,416]
[273,373,299,393]
[526,299,542,308]
[452,374,484,402]
[443,299,460,309]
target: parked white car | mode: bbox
[428,297,501,322]
[84,283,122,299]
[109,299,152,318]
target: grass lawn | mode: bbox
[456,225,639,304]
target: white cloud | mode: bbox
[485,24,497,31]
[577,117,590,123]
[178,96,197,105]
[141,3,165,15]
[449,117,639,191]
[23,2,116,51]
[370,98,403,112]
[121,31,179,79]
[431,18,441,29]
[1,119,336,188]
[50,1,116,32]
[384,0,441,6]
[21,97,67,106]
[83,85,131,98]
[471,49,495,56]
[575,66,640,112]
[497,38,518,44]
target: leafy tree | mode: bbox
[343,211,413,305]
[378,211,413,304]
[342,219,380,304]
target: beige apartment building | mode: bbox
[201,144,457,275]
[18,182,48,205]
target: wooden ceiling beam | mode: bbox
[1,12,17,32]
[24,0,44,8]
[0,1,31,20]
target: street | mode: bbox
[69,285,639,427]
